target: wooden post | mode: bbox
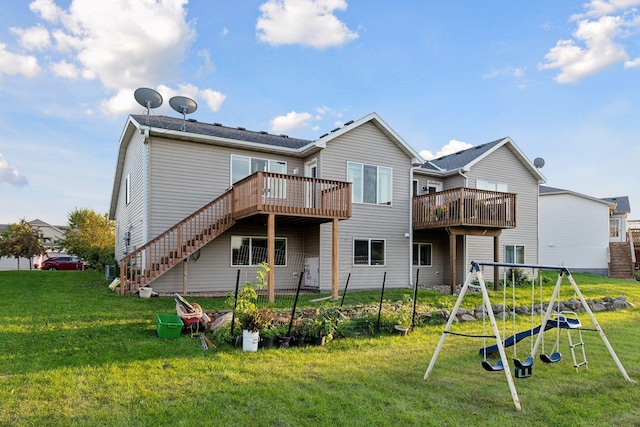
[267,213,275,303]
[332,218,339,300]
[183,260,188,294]
[494,235,500,291]
[449,232,456,295]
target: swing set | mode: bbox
[424,261,635,411]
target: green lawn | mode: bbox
[0,270,639,426]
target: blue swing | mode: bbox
[540,352,562,363]
[513,356,534,378]
[482,359,504,372]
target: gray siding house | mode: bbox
[412,138,546,290]
[109,114,544,297]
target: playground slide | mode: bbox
[480,317,580,356]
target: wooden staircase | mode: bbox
[119,190,235,294]
[608,242,635,280]
[118,171,352,295]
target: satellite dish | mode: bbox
[134,87,163,124]
[169,96,197,131]
[534,157,545,169]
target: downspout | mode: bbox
[143,128,150,254]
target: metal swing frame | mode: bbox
[423,261,635,411]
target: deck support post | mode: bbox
[332,218,339,299]
[494,235,500,291]
[267,213,275,303]
[449,232,456,295]
[183,260,188,294]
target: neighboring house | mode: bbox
[413,138,545,289]
[0,219,66,270]
[602,196,631,243]
[109,113,544,296]
[539,187,634,278]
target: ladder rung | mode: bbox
[569,342,584,349]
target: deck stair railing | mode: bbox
[119,190,235,294]
[118,172,351,294]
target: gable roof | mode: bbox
[601,196,631,214]
[315,112,424,165]
[131,115,312,149]
[416,137,546,183]
[539,186,616,207]
[109,112,424,218]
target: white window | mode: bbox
[231,155,287,184]
[353,238,385,266]
[477,180,508,192]
[505,245,525,264]
[125,173,130,205]
[413,243,432,266]
[347,162,392,205]
[231,236,287,266]
[610,218,620,238]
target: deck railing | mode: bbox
[413,188,516,230]
[233,171,351,220]
[119,172,351,294]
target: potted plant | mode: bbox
[291,318,312,347]
[310,308,338,346]
[432,204,448,221]
[226,263,269,351]
[393,306,411,336]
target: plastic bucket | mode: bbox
[242,330,260,352]
[139,287,152,298]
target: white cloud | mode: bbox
[0,42,41,78]
[11,24,51,50]
[50,59,80,78]
[624,57,640,67]
[573,0,640,19]
[256,0,358,49]
[199,89,226,112]
[11,0,227,115]
[271,111,313,133]
[541,2,640,83]
[420,140,472,161]
[0,154,28,187]
[29,0,64,23]
[197,49,216,76]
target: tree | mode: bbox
[0,219,44,270]
[60,208,115,270]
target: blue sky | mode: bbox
[1,0,639,225]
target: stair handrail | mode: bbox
[119,189,235,294]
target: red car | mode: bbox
[37,256,84,270]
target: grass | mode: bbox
[0,270,639,426]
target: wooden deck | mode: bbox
[119,172,351,294]
[413,188,517,230]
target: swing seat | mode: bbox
[513,356,534,378]
[481,359,504,372]
[540,352,562,363]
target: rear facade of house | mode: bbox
[109,113,544,294]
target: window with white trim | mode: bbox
[231,155,287,184]
[610,218,620,238]
[413,243,432,266]
[347,162,392,205]
[353,238,385,265]
[231,236,287,266]
[125,173,130,205]
[476,179,508,192]
[505,244,525,264]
